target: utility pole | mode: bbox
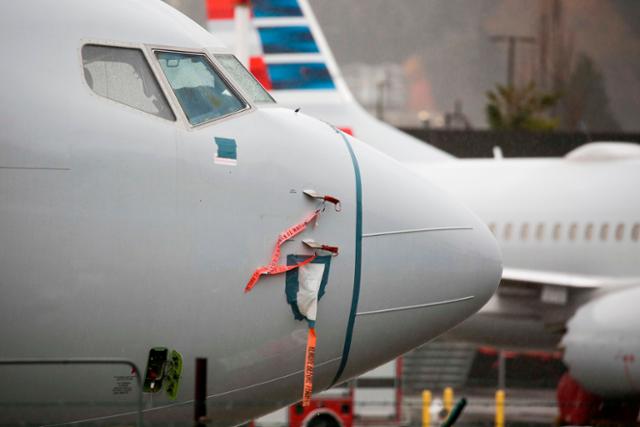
[491,35,536,87]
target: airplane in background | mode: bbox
[205,0,640,423]
[420,144,640,422]
[204,0,453,164]
[0,1,502,425]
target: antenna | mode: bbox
[490,35,536,87]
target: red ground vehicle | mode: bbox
[289,391,354,427]
[259,360,401,427]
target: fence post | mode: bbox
[443,387,454,415]
[195,358,207,427]
[422,390,431,427]
[495,389,505,427]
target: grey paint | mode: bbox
[0,1,501,425]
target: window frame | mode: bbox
[79,40,178,122]
[632,223,640,242]
[150,46,254,128]
[520,223,529,241]
[214,53,276,104]
[535,222,545,241]
[568,223,578,241]
[80,40,257,129]
[552,223,562,241]
[584,223,594,241]
[503,223,513,241]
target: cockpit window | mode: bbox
[215,54,275,104]
[82,45,175,121]
[155,51,247,126]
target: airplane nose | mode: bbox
[332,133,502,383]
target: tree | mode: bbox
[559,54,620,132]
[486,82,560,131]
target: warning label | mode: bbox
[112,375,134,395]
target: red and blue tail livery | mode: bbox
[206,0,343,93]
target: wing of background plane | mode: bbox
[502,267,640,289]
[448,268,640,350]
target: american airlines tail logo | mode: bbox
[206,0,336,91]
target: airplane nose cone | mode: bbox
[333,134,502,382]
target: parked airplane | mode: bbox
[420,145,640,404]
[204,0,453,164]
[0,1,502,426]
[205,0,640,423]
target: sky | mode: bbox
[309,0,640,131]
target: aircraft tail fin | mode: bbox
[206,0,454,162]
[205,0,354,103]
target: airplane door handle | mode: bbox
[303,239,339,255]
[303,189,341,211]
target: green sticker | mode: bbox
[164,350,183,400]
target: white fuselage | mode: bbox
[415,155,640,352]
[419,157,640,278]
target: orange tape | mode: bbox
[245,254,316,292]
[245,211,319,292]
[244,210,325,406]
[302,327,316,406]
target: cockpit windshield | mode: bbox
[155,51,247,125]
[82,45,175,121]
[215,54,275,104]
